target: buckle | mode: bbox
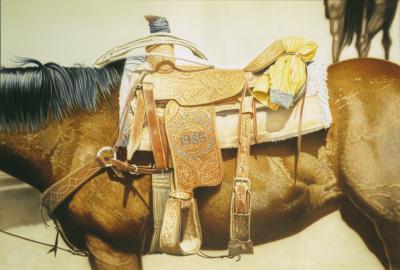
[127,163,139,175]
[233,177,250,189]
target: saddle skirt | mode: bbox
[119,59,331,150]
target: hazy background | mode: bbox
[1,0,399,269]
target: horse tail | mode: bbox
[341,0,369,48]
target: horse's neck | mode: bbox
[0,91,119,192]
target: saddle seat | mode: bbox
[143,66,246,106]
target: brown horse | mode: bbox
[324,0,398,62]
[0,57,399,270]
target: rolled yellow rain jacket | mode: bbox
[252,37,317,110]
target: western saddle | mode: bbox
[41,15,311,258]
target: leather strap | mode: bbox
[157,113,170,162]
[294,84,307,187]
[228,92,254,256]
[41,154,165,218]
[41,158,105,217]
[104,158,162,175]
[115,71,147,159]
[143,83,168,170]
[127,90,146,160]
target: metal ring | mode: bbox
[96,146,114,159]
[128,164,139,175]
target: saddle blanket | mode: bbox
[119,60,331,150]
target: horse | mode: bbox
[324,0,398,63]
[0,56,399,270]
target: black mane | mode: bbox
[0,59,124,133]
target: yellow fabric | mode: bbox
[252,37,317,110]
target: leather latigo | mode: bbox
[142,83,168,169]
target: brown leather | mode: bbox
[143,83,168,170]
[143,68,246,106]
[228,92,254,256]
[244,40,285,72]
[159,100,224,255]
[157,113,170,163]
[115,71,147,151]
[41,158,105,217]
[164,100,223,192]
[159,197,201,255]
[41,154,163,218]
[294,86,307,187]
[106,158,162,175]
[146,44,175,73]
[127,90,146,160]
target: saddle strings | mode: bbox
[0,228,88,257]
[196,250,240,261]
[293,66,308,193]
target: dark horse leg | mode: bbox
[325,0,347,63]
[381,0,398,60]
[382,27,391,60]
[360,0,398,60]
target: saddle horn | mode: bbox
[144,15,175,72]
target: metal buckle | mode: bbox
[127,164,139,175]
[233,177,251,189]
[96,146,115,167]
